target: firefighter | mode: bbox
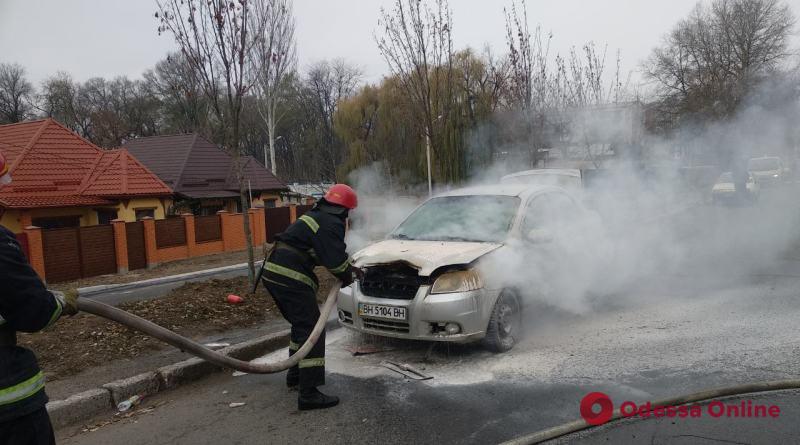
[0,151,79,445]
[261,184,363,411]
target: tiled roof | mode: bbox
[123,134,287,198]
[0,119,173,209]
[226,156,287,192]
[81,149,172,197]
[1,196,114,208]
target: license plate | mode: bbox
[358,303,407,321]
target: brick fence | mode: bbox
[26,206,289,283]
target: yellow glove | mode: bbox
[51,290,79,316]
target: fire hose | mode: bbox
[75,280,342,374]
[501,378,800,444]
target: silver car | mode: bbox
[337,184,603,352]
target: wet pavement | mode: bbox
[57,270,800,444]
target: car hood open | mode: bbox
[352,239,503,276]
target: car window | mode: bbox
[522,192,580,235]
[521,195,551,234]
[549,193,580,223]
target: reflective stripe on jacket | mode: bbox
[263,205,353,289]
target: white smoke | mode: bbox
[342,79,800,317]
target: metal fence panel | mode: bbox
[195,215,222,243]
[79,225,117,278]
[155,217,187,248]
[264,207,292,243]
[126,221,147,270]
[42,228,81,283]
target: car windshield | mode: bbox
[390,195,520,243]
[718,172,733,182]
[748,158,780,171]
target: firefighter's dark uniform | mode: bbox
[262,202,354,390]
[0,226,63,445]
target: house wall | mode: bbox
[1,207,95,232]
[253,191,283,208]
[0,197,171,233]
[116,197,170,221]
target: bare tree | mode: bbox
[143,53,213,136]
[251,0,296,176]
[157,0,269,285]
[376,0,455,192]
[0,63,34,124]
[504,2,553,166]
[645,0,796,127]
[39,72,91,136]
[306,59,362,180]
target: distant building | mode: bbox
[123,134,288,215]
[0,119,173,232]
[287,182,334,201]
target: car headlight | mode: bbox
[430,270,483,294]
[773,174,780,178]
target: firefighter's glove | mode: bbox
[52,289,80,316]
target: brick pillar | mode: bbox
[111,219,129,274]
[248,207,265,246]
[289,205,297,223]
[20,211,32,229]
[23,226,46,281]
[182,213,197,257]
[218,210,234,252]
[141,217,159,268]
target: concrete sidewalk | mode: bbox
[47,310,341,429]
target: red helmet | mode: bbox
[0,151,10,185]
[324,184,358,209]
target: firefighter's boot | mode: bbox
[298,387,339,410]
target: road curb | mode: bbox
[76,261,263,297]
[47,327,290,428]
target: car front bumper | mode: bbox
[336,282,495,343]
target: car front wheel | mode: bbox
[482,292,521,353]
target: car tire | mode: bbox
[482,292,521,353]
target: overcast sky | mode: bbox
[1,0,799,88]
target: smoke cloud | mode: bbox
[344,78,800,319]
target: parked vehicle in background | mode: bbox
[500,168,583,192]
[337,184,606,352]
[712,172,760,205]
[747,156,786,186]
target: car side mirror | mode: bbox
[526,228,554,244]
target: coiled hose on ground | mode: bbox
[76,281,342,374]
[501,378,800,444]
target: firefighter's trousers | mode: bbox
[0,407,55,445]
[264,281,326,389]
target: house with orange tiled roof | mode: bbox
[0,119,174,232]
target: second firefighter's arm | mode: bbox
[0,230,63,333]
[310,219,356,285]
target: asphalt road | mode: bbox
[57,273,800,444]
[57,190,800,444]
